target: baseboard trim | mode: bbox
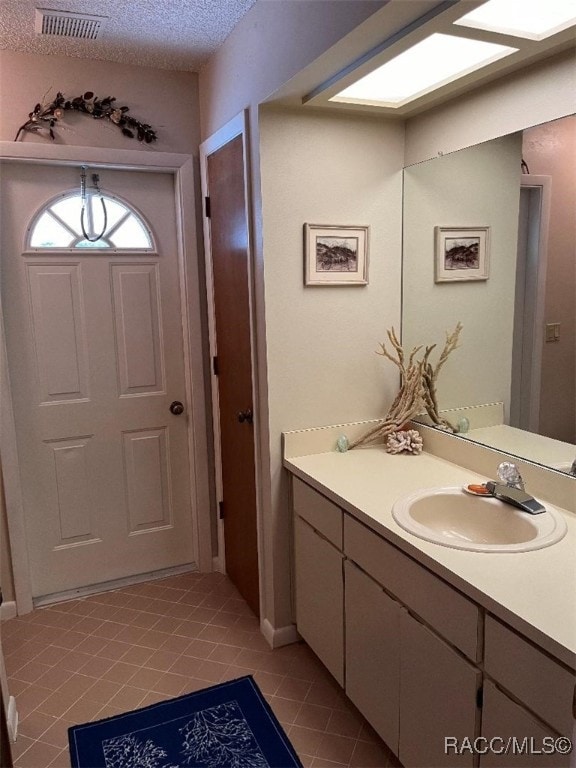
[7,695,18,742]
[260,619,299,649]
[0,601,17,621]
[33,563,200,608]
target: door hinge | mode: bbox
[219,500,225,519]
[212,355,219,376]
[204,196,211,218]
[476,686,483,708]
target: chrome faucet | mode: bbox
[497,461,524,491]
[485,462,545,515]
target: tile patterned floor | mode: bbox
[2,572,400,767]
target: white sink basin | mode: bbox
[392,487,567,552]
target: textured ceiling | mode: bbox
[0,0,259,71]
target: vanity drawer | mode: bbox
[293,478,343,549]
[344,514,480,661]
[484,615,575,736]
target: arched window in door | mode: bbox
[27,191,154,250]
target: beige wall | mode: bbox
[261,108,404,425]
[260,107,404,628]
[523,117,576,444]
[403,134,522,419]
[0,51,200,154]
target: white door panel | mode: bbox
[1,163,195,597]
[27,263,90,403]
[111,262,165,396]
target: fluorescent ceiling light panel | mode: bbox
[330,33,517,108]
[454,0,576,40]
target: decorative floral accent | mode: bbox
[99,701,270,768]
[103,734,168,768]
[14,91,157,143]
[386,429,423,455]
[180,701,269,767]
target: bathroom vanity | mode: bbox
[284,424,576,768]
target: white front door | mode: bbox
[0,162,196,599]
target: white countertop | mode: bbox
[464,424,575,471]
[284,445,576,670]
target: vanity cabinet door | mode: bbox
[293,478,342,548]
[399,610,481,768]
[479,681,570,768]
[484,615,575,737]
[345,560,401,753]
[294,516,344,685]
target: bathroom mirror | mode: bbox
[402,114,575,474]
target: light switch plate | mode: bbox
[545,322,560,342]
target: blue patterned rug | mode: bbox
[68,675,303,767]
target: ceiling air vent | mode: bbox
[35,8,108,40]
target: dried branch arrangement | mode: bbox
[421,322,462,430]
[349,328,425,449]
[349,323,462,450]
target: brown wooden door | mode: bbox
[207,135,259,616]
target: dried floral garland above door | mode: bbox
[14,91,157,143]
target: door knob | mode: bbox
[237,409,253,424]
[169,401,184,415]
